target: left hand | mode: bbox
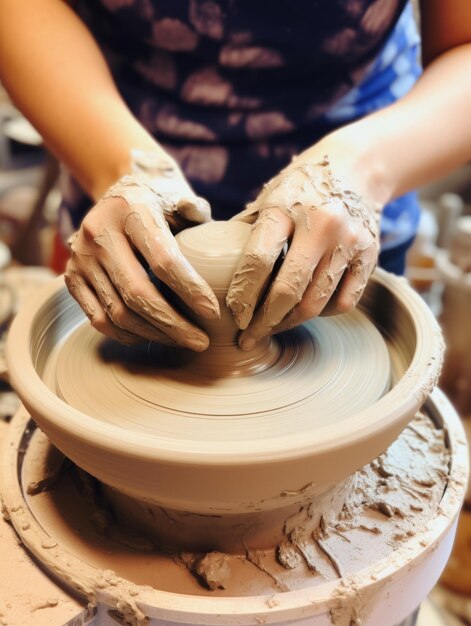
[226,154,380,350]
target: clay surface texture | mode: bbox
[6,221,444,519]
[19,409,449,597]
[2,392,467,626]
[1,221,467,626]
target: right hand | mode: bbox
[65,155,220,350]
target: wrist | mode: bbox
[89,137,171,202]
[301,126,394,210]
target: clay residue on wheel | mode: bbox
[21,411,449,599]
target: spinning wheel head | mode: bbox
[6,221,444,518]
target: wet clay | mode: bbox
[20,409,449,598]
[1,216,459,625]
[226,156,380,341]
[6,221,445,560]
[3,388,468,626]
[0,418,81,626]
[65,149,219,351]
[42,221,390,533]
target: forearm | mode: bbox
[0,0,164,200]
[309,44,471,208]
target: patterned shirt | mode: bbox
[61,0,421,254]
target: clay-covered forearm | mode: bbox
[320,43,471,209]
[0,0,164,200]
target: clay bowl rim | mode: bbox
[6,269,443,466]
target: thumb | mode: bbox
[230,200,259,225]
[176,195,211,224]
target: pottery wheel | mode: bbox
[2,389,466,625]
[42,221,391,456]
[6,220,445,514]
[45,317,391,452]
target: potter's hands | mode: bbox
[65,154,219,349]
[227,155,380,350]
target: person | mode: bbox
[0,0,470,351]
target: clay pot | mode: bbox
[6,221,444,519]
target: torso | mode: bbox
[62,0,419,256]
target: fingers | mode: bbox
[226,208,292,330]
[328,246,377,314]
[165,196,212,231]
[129,158,212,227]
[64,271,142,346]
[176,195,211,224]
[84,264,181,346]
[266,249,349,337]
[246,233,326,337]
[123,208,220,321]
[242,245,376,347]
[242,245,377,348]
[227,155,380,350]
[95,234,211,351]
[229,201,260,225]
[69,172,218,348]
[236,214,351,349]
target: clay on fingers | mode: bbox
[331,244,379,314]
[228,156,380,347]
[226,208,291,330]
[122,209,219,320]
[129,148,211,226]
[64,150,219,349]
[82,263,183,346]
[91,215,211,350]
[64,271,142,346]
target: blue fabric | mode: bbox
[325,3,422,254]
[61,0,422,262]
[379,234,415,275]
